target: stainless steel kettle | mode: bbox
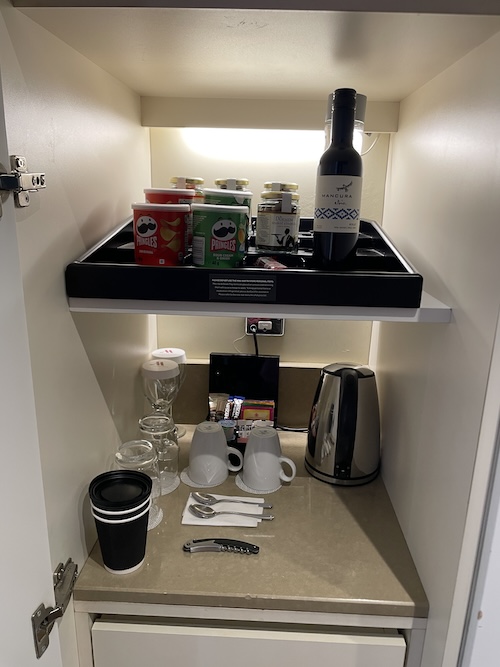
[305,363,380,486]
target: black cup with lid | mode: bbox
[89,470,152,574]
[90,470,152,512]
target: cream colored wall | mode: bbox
[157,315,371,365]
[152,127,389,365]
[150,126,388,222]
[1,4,151,666]
[376,31,500,667]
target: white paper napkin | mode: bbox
[181,493,266,527]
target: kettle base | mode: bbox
[304,458,380,486]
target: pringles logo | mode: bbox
[211,218,237,251]
[136,215,158,248]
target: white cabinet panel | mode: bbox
[92,620,406,667]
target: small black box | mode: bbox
[208,353,280,426]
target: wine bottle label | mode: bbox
[314,175,362,233]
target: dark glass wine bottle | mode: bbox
[313,88,363,267]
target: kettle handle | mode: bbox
[334,368,358,480]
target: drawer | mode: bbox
[92,618,406,667]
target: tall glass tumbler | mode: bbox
[141,358,180,419]
[138,413,180,495]
[114,440,163,530]
[151,348,188,437]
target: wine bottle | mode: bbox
[313,88,363,267]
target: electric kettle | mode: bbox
[305,363,380,486]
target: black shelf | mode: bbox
[65,218,423,309]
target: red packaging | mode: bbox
[144,188,195,205]
[132,203,190,266]
[255,256,287,270]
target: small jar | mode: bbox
[256,190,300,252]
[214,178,249,191]
[263,182,299,193]
[170,176,205,202]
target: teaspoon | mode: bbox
[192,492,272,509]
[189,503,274,521]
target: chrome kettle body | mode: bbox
[305,363,380,486]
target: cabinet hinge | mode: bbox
[31,558,78,659]
[0,155,46,218]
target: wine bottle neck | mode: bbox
[331,106,355,149]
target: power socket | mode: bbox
[245,317,285,336]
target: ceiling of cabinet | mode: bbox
[15,5,500,102]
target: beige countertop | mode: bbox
[75,427,428,620]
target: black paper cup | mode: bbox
[91,494,151,520]
[89,470,152,574]
[89,470,152,511]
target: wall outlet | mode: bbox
[245,317,285,336]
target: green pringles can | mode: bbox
[203,187,253,210]
[191,204,249,268]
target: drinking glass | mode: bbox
[138,414,180,494]
[114,440,163,530]
[151,348,188,437]
[141,358,180,420]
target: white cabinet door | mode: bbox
[92,620,406,667]
[0,47,64,667]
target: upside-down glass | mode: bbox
[114,440,163,530]
[138,413,180,495]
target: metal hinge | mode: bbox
[0,155,46,217]
[31,558,78,659]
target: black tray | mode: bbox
[65,218,423,308]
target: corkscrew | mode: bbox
[182,538,259,555]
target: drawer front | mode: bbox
[92,620,406,667]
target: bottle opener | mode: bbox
[183,538,259,555]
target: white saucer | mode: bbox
[161,475,180,495]
[180,467,224,489]
[176,425,187,439]
[235,473,281,495]
[147,505,163,531]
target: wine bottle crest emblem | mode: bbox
[337,180,353,192]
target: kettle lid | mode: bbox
[322,362,374,378]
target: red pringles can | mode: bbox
[132,203,190,266]
[144,189,195,246]
[143,188,195,205]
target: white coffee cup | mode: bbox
[242,426,296,492]
[188,421,243,486]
